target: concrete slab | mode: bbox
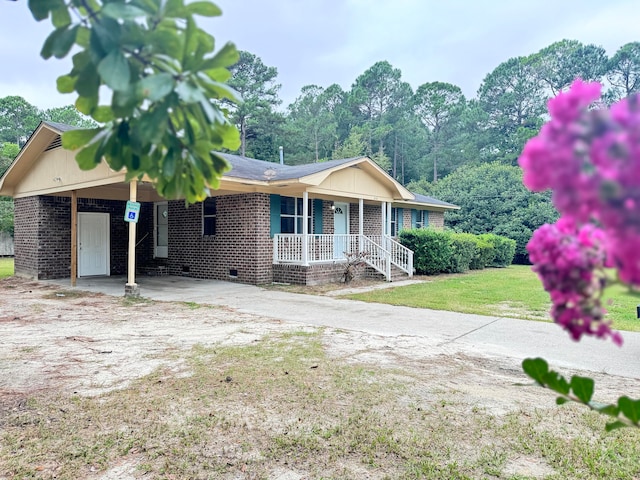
[43,275,640,379]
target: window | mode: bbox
[203,197,216,236]
[280,196,312,234]
[415,210,428,229]
[390,208,398,237]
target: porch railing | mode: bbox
[273,234,413,281]
[272,234,360,264]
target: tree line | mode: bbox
[1,39,639,259]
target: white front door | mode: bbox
[333,202,349,259]
[154,202,168,258]
[78,212,110,277]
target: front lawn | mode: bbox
[0,257,13,279]
[345,265,640,332]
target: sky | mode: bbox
[1,0,639,111]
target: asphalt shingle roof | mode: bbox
[40,122,456,208]
[412,193,458,208]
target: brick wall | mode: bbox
[13,197,39,278]
[429,211,445,229]
[13,195,154,280]
[273,262,370,285]
[167,193,272,284]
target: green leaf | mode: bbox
[75,141,102,170]
[28,0,62,21]
[185,1,221,17]
[51,6,71,28]
[136,73,175,102]
[91,106,114,123]
[522,358,549,386]
[556,397,569,405]
[75,64,100,98]
[605,421,628,432]
[76,27,90,48]
[201,42,238,70]
[164,0,187,17]
[75,95,99,115]
[542,370,570,395]
[61,128,103,150]
[618,396,640,424]
[148,30,183,60]
[56,75,76,94]
[102,2,147,20]
[41,25,79,59]
[136,107,169,146]
[590,401,619,417]
[570,376,595,404]
[98,50,131,91]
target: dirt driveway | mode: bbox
[1,276,639,479]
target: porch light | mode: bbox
[330,201,335,211]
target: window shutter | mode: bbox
[397,208,404,231]
[425,210,429,227]
[411,209,417,228]
[270,194,281,237]
[313,199,323,234]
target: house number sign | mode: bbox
[124,201,141,223]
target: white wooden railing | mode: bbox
[273,234,413,281]
[368,235,414,278]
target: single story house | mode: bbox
[0,121,458,288]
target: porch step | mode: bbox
[365,264,410,282]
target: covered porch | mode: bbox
[272,194,414,281]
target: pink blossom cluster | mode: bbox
[519,79,640,345]
[527,219,622,345]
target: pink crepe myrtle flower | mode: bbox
[519,79,640,345]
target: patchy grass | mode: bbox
[0,257,13,279]
[1,331,639,479]
[43,289,88,300]
[345,265,640,332]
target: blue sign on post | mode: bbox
[124,201,141,223]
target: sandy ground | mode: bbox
[1,276,639,479]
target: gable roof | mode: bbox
[0,121,458,210]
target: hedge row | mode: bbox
[399,229,516,275]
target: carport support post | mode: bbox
[70,190,77,287]
[125,180,140,297]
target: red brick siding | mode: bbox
[167,193,272,284]
[429,211,445,229]
[13,195,154,280]
[13,197,39,278]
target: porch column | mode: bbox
[70,190,77,287]
[302,191,309,266]
[125,180,140,297]
[358,198,364,235]
[381,202,386,237]
[387,202,392,237]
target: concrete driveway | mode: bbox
[46,275,640,379]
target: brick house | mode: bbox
[0,122,458,287]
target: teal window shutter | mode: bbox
[270,194,281,237]
[397,208,404,231]
[425,210,429,227]
[313,199,323,234]
[411,209,417,228]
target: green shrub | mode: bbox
[447,233,477,273]
[479,233,516,267]
[462,235,494,270]
[399,229,451,275]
